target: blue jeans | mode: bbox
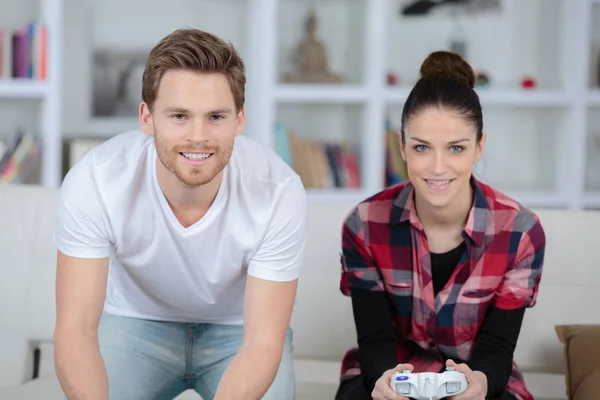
[97,312,295,399]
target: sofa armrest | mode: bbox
[0,332,32,387]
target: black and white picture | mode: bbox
[92,49,148,117]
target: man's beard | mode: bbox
[154,130,233,188]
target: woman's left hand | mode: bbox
[445,359,487,400]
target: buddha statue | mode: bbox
[284,9,343,84]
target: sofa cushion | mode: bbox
[0,333,31,387]
[573,369,600,400]
[555,324,600,399]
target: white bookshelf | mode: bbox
[0,0,62,188]
[241,0,600,210]
[6,0,599,211]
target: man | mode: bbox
[53,28,306,400]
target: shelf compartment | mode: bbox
[384,104,567,198]
[277,0,367,85]
[275,103,365,192]
[385,0,566,92]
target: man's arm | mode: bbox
[215,176,306,400]
[51,151,113,399]
[54,251,109,400]
[214,275,297,400]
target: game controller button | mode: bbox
[446,381,461,393]
[395,382,411,395]
[395,376,409,381]
[401,369,412,374]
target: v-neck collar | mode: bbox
[149,141,227,236]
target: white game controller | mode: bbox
[389,367,468,400]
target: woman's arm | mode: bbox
[350,287,399,392]
[467,215,546,397]
[340,206,404,393]
[466,306,526,398]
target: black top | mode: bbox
[350,242,526,398]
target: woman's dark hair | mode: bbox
[401,51,483,143]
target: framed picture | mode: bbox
[91,48,148,118]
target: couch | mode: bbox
[0,183,599,399]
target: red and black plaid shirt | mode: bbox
[339,177,545,400]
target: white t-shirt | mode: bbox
[54,130,306,325]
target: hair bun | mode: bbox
[419,50,475,88]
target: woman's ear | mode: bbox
[474,131,487,162]
[399,131,407,161]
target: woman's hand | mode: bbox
[446,359,488,400]
[371,363,414,400]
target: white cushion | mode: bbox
[0,333,31,387]
[0,184,58,343]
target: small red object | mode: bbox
[387,71,398,86]
[521,76,536,89]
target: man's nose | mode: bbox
[188,121,209,142]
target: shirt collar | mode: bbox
[390,175,490,246]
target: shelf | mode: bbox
[385,87,570,107]
[306,188,370,202]
[275,85,369,103]
[0,79,48,99]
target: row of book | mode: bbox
[385,129,408,186]
[275,123,361,189]
[0,127,41,184]
[0,22,48,79]
[274,123,409,190]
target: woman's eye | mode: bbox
[450,145,464,153]
[415,144,427,152]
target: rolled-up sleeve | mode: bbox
[340,207,384,295]
[493,218,545,310]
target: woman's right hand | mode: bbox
[371,363,415,400]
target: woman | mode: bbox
[334,51,545,400]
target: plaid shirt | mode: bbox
[339,177,545,400]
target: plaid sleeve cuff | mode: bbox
[493,219,546,310]
[339,208,384,295]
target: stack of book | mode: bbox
[275,123,361,190]
[0,22,47,80]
